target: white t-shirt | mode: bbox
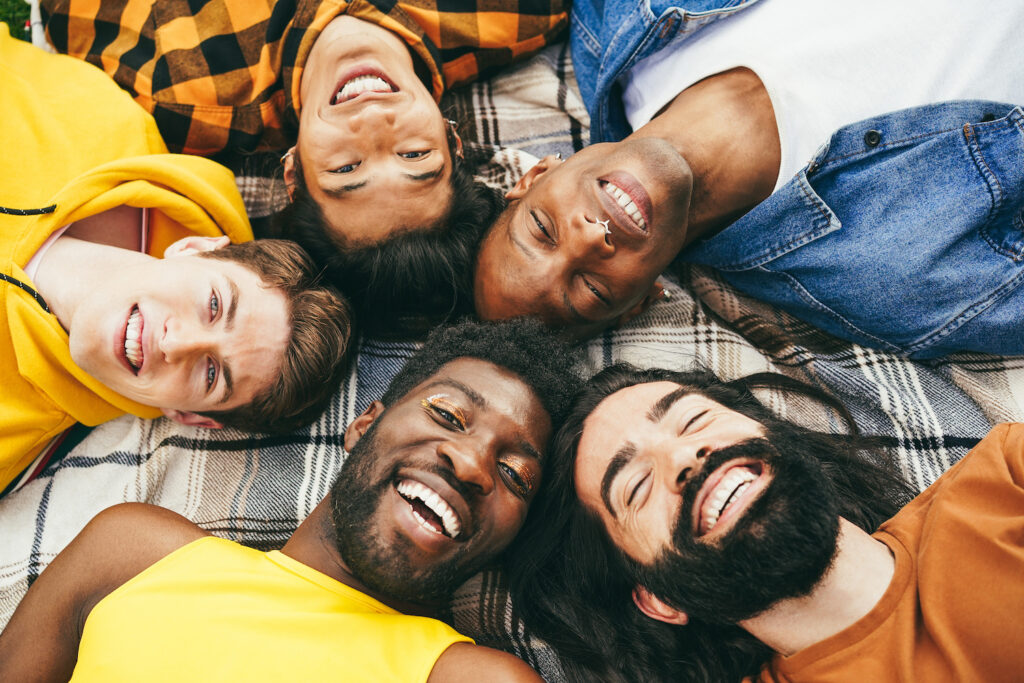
[621,0,1024,190]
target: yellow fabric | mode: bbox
[73,537,472,682]
[0,26,253,490]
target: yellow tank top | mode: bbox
[72,537,472,682]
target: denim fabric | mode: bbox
[570,0,762,142]
[684,102,1024,358]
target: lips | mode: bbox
[395,477,465,540]
[331,68,398,105]
[598,171,654,238]
[693,460,767,537]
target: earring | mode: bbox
[280,151,292,165]
[445,119,459,130]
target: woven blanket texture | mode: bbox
[2,43,1023,682]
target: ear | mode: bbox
[505,155,563,200]
[616,281,666,326]
[451,129,464,160]
[632,586,689,626]
[343,400,386,451]
[162,234,231,258]
[162,408,224,430]
[282,145,298,201]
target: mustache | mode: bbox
[673,438,779,542]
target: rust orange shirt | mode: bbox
[755,423,1024,683]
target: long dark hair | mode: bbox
[508,364,915,682]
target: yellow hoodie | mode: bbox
[1,27,253,490]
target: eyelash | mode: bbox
[205,359,217,391]
[209,291,219,320]
[682,409,709,434]
[399,151,428,159]
[531,210,553,242]
[331,162,360,174]
[584,278,608,305]
[499,460,534,498]
[422,395,466,430]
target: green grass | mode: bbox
[1,0,31,41]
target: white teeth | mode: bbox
[335,75,393,103]
[125,308,143,371]
[397,479,462,539]
[603,182,646,230]
[702,468,757,532]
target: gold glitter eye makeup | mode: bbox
[499,457,536,498]
[421,394,466,430]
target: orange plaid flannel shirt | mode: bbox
[41,0,567,158]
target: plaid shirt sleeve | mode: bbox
[41,0,567,159]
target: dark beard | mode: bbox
[328,421,492,604]
[634,438,840,624]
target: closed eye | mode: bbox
[583,277,609,306]
[627,471,648,507]
[683,410,709,434]
[331,162,361,174]
[531,210,554,243]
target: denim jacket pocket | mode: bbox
[685,102,1024,355]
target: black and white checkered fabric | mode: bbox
[2,44,1022,682]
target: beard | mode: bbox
[634,438,840,624]
[328,421,494,604]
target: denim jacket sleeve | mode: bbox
[570,0,762,142]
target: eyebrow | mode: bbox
[320,164,445,199]
[600,441,637,519]
[225,278,239,331]
[422,378,487,409]
[646,386,691,423]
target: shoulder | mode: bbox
[59,503,210,598]
[429,642,542,683]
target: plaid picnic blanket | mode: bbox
[2,43,1023,681]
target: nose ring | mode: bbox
[589,217,611,236]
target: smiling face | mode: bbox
[292,15,455,245]
[330,357,552,603]
[474,139,693,335]
[68,253,290,417]
[574,381,840,623]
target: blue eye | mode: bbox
[399,151,428,159]
[205,359,217,391]
[209,291,219,320]
[331,162,360,174]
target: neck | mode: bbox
[32,236,147,332]
[628,67,780,243]
[281,495,441,618]
[739,518,895,656]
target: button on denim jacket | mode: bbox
[571,0,1024,357]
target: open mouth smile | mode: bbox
[598,171,653,237]
[694,461,767,537]
[331,70,398,105]
[396,478,463,540]
[123,304,144,374]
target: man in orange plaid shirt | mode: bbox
[42,0,567,335]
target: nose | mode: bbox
[658,437,712,495]
[574,213,616,258]
[159,318,213,364]
[437,437,495,497]
[348,102,397,132]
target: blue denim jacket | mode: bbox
[571,0,762,143]
[683,101,1024,358]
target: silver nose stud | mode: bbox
[588,216,611,235]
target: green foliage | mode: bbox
[1,0,32,42]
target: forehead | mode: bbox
[576,381,685,464]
